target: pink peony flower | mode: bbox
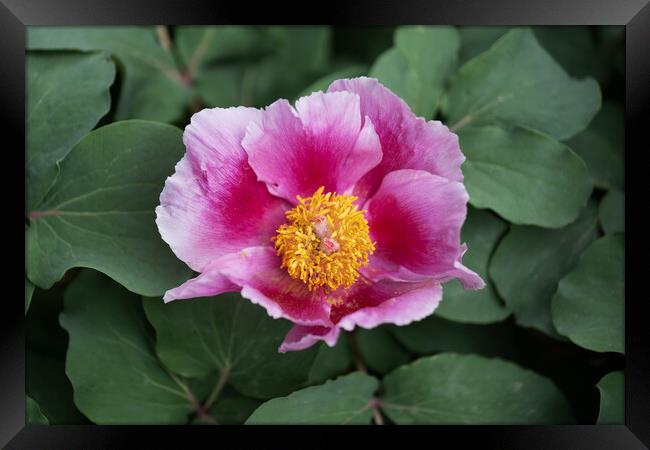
[156,77,484,352]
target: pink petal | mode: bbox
[364,169,474,282]
[333,278,443,330]
[217,246,333,327]
[162,257,239,303]
[242,91,382,204]
[156,107,288,272]
[328,77,464,202]
[278,325,340,353]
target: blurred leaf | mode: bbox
[26,52,114,210]
[490,202,599,337]
[25,278,35,314]
[27,26,191,123]
[390,315,519,360]
[195,64,247,107]
[552,234,624,354]
[534,27,609,84]
[438,208,509,323]
[599,188,625,234]
[568,130,624,190]
[443,28,601,140]
[27,351,88,424]
[142,294,319,399]
[460,126,593,227]
[60,270,194,424]
[356,327,410,375]
[246,373,378,424]
[370,26,459,118]
[568,101,624,190]
[298,64,368,98]
[596,370,624,424]
[458,27,510,64]
[308,334,354,385]
[381,353,573,424]
[26,120,191,296]
[26,396,49,425]
[459,27,611,84]
[175,26,270,69]
[332,27,395,64]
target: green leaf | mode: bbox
[356,327,410,375]
[26,396,49,425]
[297,64,368,98]
[436,208,510,323]
[370,26,459,118]
[490,201,599,337]
[458,27,509,64]
[596,371,624,424]
[444,28,601,140]
[460,126,592,228]
[308,335,354,385]
[246,372,379,424]
[599,188,625,234]
[27,26,191,123]
[390,316,519,360]
[26,120,191,296]
[380,353,573,424]
[175,26,270,69]
[26,52,115,210]
[551,234,624,353]
[568,130,623,190]
[142,294,319,399]
[191,386,262,425]
[60,270,194,424]
[27,351,88,424]
[25,278,35,314]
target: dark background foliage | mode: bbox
[25,25,624,425]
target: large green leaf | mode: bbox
[193,388,262,425]
[246,372,378,425]
[26,52,115,210]
[60,270,194,424]
[26,396,49,425]
[596,370,624,424]
[27,26,191,123]
[370,26,459,118]
[490,202,599,337]
[599,188,625,234]
[436,208,509,323]
[460,126,592,228]
[551,234,624,353]
[380,353,573,424]
[443,28,601,140]
[26,120,191,296]
[142,294,319,399]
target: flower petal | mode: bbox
[218,246,333,327]
[162,258,239,303]
[364,169,475,282]
[332,278,443,330]
[242,91,382,204]
[156,107,288,272]
[328,77,464,201]
[278,325,340,353]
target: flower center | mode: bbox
[273,186,375,291]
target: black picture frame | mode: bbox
[4,0,647,448]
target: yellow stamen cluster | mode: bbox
[273,186,375,291]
